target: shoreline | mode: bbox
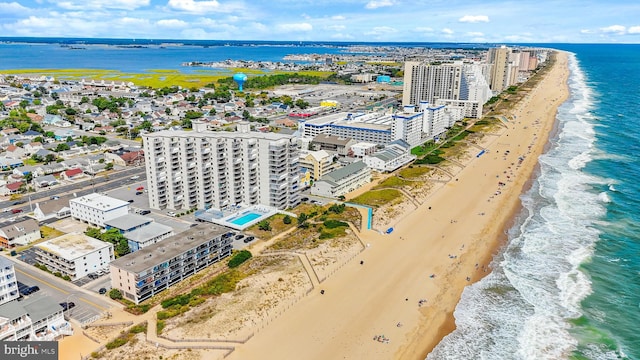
[410,51,572,359]
[227,51,571,360]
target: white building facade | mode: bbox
[0,258,19,306]
[35,233,115,280]
[311,161,372,198]
[143,127,300,211]
[70,193,130,227]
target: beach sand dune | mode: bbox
[227,52,570,360]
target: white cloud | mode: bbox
[331,15,345,20]
[627,26,640,34]
[326,25,346,31]
[168,0,221,13]
[441,28,454,35]
[276,22,313,32]
[118,17,150,27]
[466,31,483,37]
[55,0,149,10]
[0,2,30,13]
[364,26,397,36]
[413,27,434,33]
[599,25,626,34]
[331,33,354,40]
[157,19,188,28]
[458,15,489,23]
[365,0,393,10]
[580,29,594,34]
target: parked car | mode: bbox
[127,199,134,203]
[135,191,143,195]
[243,236,255,243]
[29,286,39,293]
[60,302,75,311]
[11,209,23,214]
[301,197,309,202]
[139,210,151,215]
[50,196,60,200]
[167,211,176,217]
[130,176,140,180]
[99,288,107,295]
[87,273,98,279]
[12,200,25,205]
[235,234,245,240]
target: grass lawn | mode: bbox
[2,68,334,90]
[244,213,297,241]
[350,189,403,208]
[373,176,412,189]
[398,166,431,178]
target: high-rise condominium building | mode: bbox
[142,125,300,211]
[402,61,464,106]
[487,46,513,92]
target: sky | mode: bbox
[1,0,639,43]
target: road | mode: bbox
[8,255,114,324]
[0,166,146,220]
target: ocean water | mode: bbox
[428,44,640,359]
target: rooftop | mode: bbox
[69,193,129,211]
[143,129,294,142]
[321,161,368,184]
[104,214,153,231]
[110,223,233,274]
[123,222,174,242]
[36,233,113,260]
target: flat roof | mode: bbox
[105,214,153,231]
[69,193,129,211]
[123,222,174,242]
[36,233,112,260]
[143,129,294,142]
[110,223,233,274]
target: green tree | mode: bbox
[104,163,114,171]
[283,215,292,225]
[257,220,271,231]
[116,239,130,257]
[55,143,70,152]
[109,288,123,300]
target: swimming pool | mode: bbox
[229,212,262,226]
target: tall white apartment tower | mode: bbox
[402,61,464,106]
[487,46,512,92]
[143,126,300,211]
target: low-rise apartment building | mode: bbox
[109,223,234,304]
[0,294,72,341]
[35,233,115,280]
[0,217,40,248]
[310,161,372,198]
[70,193,130,227]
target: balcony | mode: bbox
[171,147,179,154]
[156,157,165,164]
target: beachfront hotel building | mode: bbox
[69,193,130,227]
[363,140,416,172]
[109,223,234,304]
[310,161,371,198]
[402,61,465,106]
[402,61,490,119]
[487,46,514,92]
[142,123,300,211]
[0,257,19,306]
[35,233,115,280]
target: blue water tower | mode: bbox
[233,73,248,92]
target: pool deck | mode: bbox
[195,205,279,230]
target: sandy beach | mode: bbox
[226,51,570,360]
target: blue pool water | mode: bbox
[229,212,262,226]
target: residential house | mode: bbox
[61,168,84,181]
[23,142,43,155]
[3,145,26,160]
[33,174,58,188]
[32,197,72,223]
[0,217,40,248]
[53,129,76,141]
[0,181,22,196]
[0,128,19,137]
